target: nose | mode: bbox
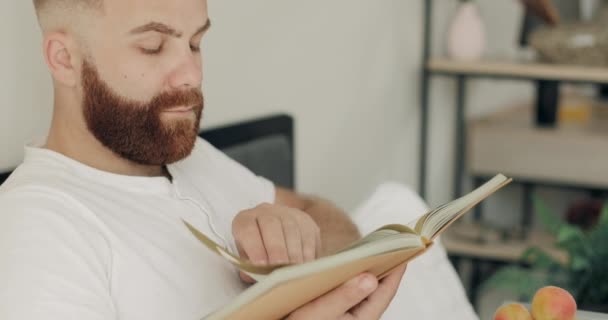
[168,49,203,90]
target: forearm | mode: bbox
[300,196,361,256]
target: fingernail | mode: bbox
[358,275,376,292]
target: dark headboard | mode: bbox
[0,172,9,186]
[0,114,295,189]
[200,114,295,189]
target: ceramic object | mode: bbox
[580,0,600,21]
[447,1,486,61]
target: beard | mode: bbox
[81,59,203,166]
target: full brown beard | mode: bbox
[81,59,204,165]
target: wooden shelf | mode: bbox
[441,222,568,264]
[427,58,608,84]
[468,103,608,190]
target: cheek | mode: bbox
[112,67,164,102]
[91,50,166,101]
[89,36,165,101]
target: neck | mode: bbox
[45,95,164,178]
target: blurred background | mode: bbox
[1,0,607,318]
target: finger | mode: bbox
[281,217,304,264]
[298,214,321,262]
[349,264,407,319]
[297,217,318,262]
[315,225,322,259]
[287,273,378,320]
[239,270,256,284]
[232,214,268,265]
[257,215,290,265]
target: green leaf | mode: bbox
[533,195,562,235]
[571,255,591,271]
[556,224,585,246]
[521,246,561,270]
[481,266,549,300]
[588,223,608,256]
[490,197,608,306]
[599,204,608,226]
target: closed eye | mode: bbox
[141,46,163,55]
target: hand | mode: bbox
[232,203,322,283]
[287,264,407,320]
[287,265,406,320]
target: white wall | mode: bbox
[1,0,569,215]
[205,0,530,212]
[0,1,53,173]
[202,0,422,210]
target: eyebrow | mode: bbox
[129,19,211,38]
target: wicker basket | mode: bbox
[529,6,608,67]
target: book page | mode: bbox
[415,174,511,240]
[184,220,421,283]
[184,174,510,283]
[183,221,283,280]
[336,224,417,252]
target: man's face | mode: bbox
[78,0,209,165]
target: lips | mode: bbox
[164,106,194,113]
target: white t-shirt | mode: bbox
[0,137,275,320]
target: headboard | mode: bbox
[0,114,295,190]
[0,172,9,186]
[200,114,295,189]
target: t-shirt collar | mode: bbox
[23,141,177,195]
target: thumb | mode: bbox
[287,273,378,320]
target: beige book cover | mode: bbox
[184,174,512,320]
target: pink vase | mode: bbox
[447,2,486,61]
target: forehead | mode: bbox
[102,0,208,31]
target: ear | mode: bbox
[42,31,82,87]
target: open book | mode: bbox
[184,174,512,320]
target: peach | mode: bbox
[531,286,577,320]
[493,303,533,320]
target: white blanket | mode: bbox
[352,182,479,320]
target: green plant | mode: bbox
[482,196,608,306]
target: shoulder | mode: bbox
[0,185,112,257]
[0,163,87,221]
[0,184,83,213]
[0,185,106,233]
[0,157,73,195]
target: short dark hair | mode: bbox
[33,0,104,31]
[33,0,103,13]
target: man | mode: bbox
[0,0,409,319]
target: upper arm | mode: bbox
[0,190,116,320]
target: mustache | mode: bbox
[148,88,204,111]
